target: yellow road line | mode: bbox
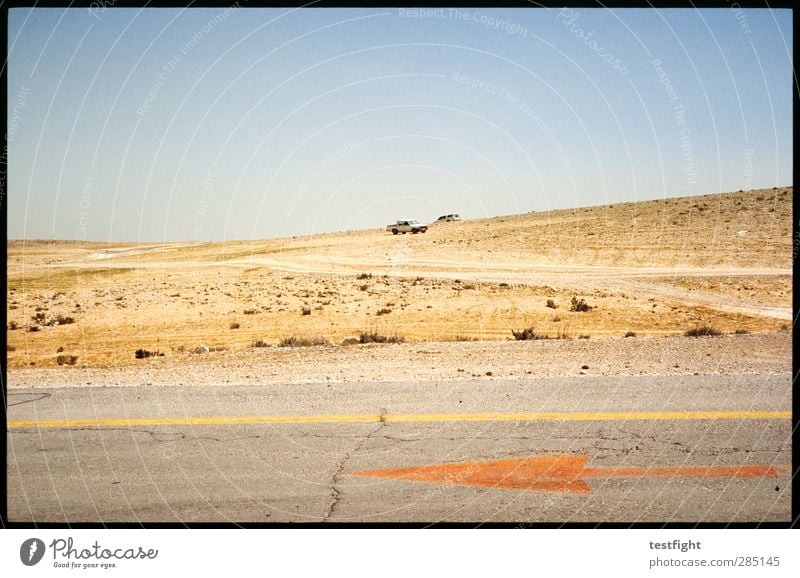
[6,410,791,429]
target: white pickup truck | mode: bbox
[386,220,428,235]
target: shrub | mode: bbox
[243,308,257,315]
[578,334,591,339]
[569,297,592,312]
[7,344,16,352]
[252,339,269,348]
[546,299,557,309]
[30,313,75,327]
[356,273,373,280]
[135,349,164,359]
[27,325,40,332]
[229,322,240,329]
[56,354,78,366]
[685,326,723,337]
[733,329,749,335]
[278,336,330,347]
[511,327,547,341]
[8,321,18,330]
[377,308,392,316]
[301,307,311,315]
[359,284,369,291]
[358,332,404,344]
[624,331,637,338]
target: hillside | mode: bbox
[6,187,792,369]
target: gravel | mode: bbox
[7,332,790,389]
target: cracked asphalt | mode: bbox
[6,374,792,523]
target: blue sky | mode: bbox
[6,7,793,242]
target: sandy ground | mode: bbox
[6,187,792,373]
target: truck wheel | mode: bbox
[412,229,419,234]
[392,229,398,235]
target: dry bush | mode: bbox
[569,297,592,312]
[356,273,373,280]
[278,336,330,347]
[31,312,75,327]
[56,354,78,366]
[685,326,723,337]
[546,299,557,309]
[135,349,164,359]
[229,321,240,329]
[511,327,548,341]
[377,308,392,316]
[624,331,637,338]
[301,307,311,315]
[252,339,269,348]
[358,332,404,344]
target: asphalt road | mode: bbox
[6,374,792,524]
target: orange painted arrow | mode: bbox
[351,455,790,494]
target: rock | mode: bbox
[193,345,210,354]
[340,337,359,346]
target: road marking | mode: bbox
[352,455,793,494]
[6,410,791,429]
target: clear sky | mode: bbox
[6,6,793,242]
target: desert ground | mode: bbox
[6,187,792,380]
